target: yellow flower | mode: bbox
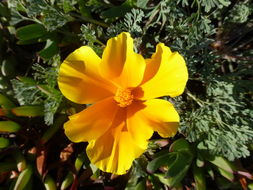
[58,32,188,175]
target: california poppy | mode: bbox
[58,32,188,174]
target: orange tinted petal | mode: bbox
[58,46,116,104]
[86,108,145,175]
[127,103,153,149]
[100,32,146,88]
[134,43,188,100]
[129,99,179,138]
[64,98,119,142]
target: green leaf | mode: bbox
[78,0,92,18]
[17,76,37,85]
[12,60,61,125]
[123,9,144,36]
[27,0,69,31]
[169,138,192,153]
[136,0,149,8]
[153,173,183,189]
[125,157,147,189]
[206,165,215,180]
[150,151,192,187]
[80,24,103,55]
[39,40,58,60]
[1,58,16,78]
[14,165,33,190]
[41,115,67,144]
[75,152,87,172]
[16,39,42,45]
[44,175,57,190]
[11,78,43,106]
[43,10,70,31]
[196,153,205,167]
[219,0,230,6]
[60,172,73,190]
[153,173,171,186]
[134,179,146,190]
[248,183,253,190]
[8,8,26,25]
[217,167,234,181]
[193,164,206,190]
[12,105,44,117]
[183,80,253,160]
[167,167,189,187]
[101,0,134,18]
[16,24,47,41]
[0,77,9,91]
[0,2,10,18]
[206,156,236,173]
[148,174,164,190]
[14,151,27,172]
[0,121,21,132]
[0,137,10,148]
[166,152,192,177]
[206,155,235,180]
[147,153,174,173]
[44,93,62,125]
[0,93,16,109]
[62,0,76,13]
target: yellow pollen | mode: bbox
[114,88,134,107]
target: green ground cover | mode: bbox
[0,0,252,189]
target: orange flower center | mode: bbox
[114,88,134,107]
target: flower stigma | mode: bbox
[114,88,134,107]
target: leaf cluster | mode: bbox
[0,0,252,189]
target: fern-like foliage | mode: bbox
[11,56,62,125]
[107,9,145,38]
[180,81,253,160]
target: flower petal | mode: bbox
[128,99,179,138]
[64,98,119,142]
[58,46,116,104]
[134,43,188,100]
[86,108,145,175]
[126,103,154,149]
[100,32,146,88]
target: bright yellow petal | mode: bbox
[58,46,116,104]
[127,103,154,149]
[64,98,119,142]
[100,32,146,88]
[86,108,145,175]
[129,99,179,138]
[134,43,188,100]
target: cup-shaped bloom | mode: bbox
[58,32,188,175]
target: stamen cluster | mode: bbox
[114,88,134,107]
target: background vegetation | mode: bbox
[0,0,252,189]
